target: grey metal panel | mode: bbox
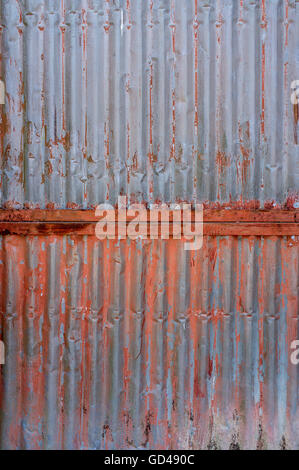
[0,0,298,208]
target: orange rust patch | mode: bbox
[238,122,252,184]
[216,151,230,174]
[0,209,298,237]
[294,103,298,144]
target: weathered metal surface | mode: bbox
[0,0,298,451]
[0,235,298,450]
[0,0,298,208]
[0,208,298,236]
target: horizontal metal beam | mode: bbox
[0,209,298,223]
[0,209,298,236]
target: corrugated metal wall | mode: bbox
[1,0,298,207]
[0,235,298,449]
[0,0,298,450]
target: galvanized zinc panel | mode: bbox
[0,0,298,208]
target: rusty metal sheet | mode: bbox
[0,0,298,452]
[0,0,298,208]
[0,235,298,450]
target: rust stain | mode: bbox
[238,122,252,184]
[216,151,229,175]
[294,103,298,145]
[285,0,289,47]
[261,42,266,137]
[44,160,53,177]
[0,208,298,237]
[170,90,176,161]
[46,132,70,158]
